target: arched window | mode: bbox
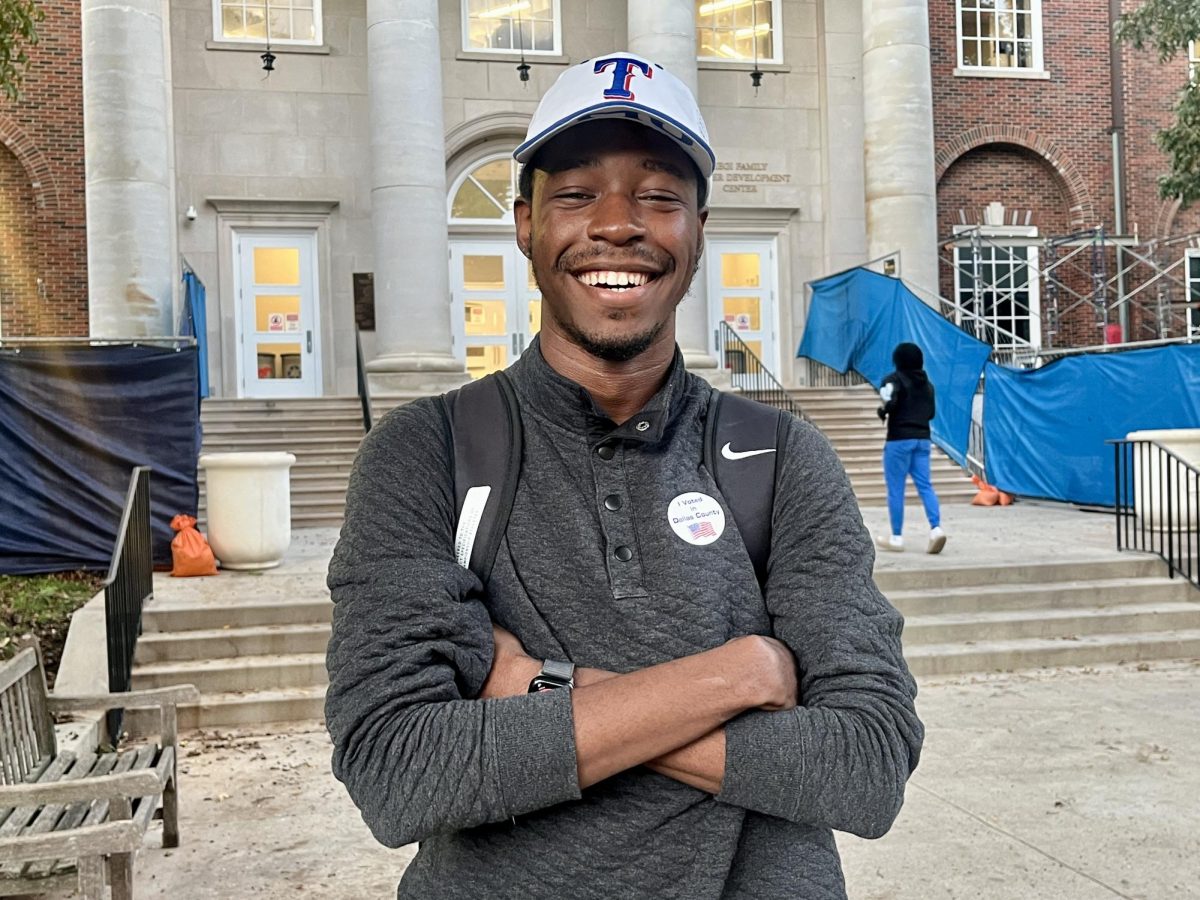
[449,154,520,225]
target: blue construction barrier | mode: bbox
[797,266,1200,507]
[983,344,1200,506]
[797,268,991,467]
[0,344,201,574]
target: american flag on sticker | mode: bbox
[688,521,717,540]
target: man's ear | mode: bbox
[514,197,533,259]
[695,207,708,259]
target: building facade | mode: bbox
[4,1,1195,395]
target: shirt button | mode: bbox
[614,545,633,562]
[604,494,622,511]
[596,443,616,460]
[635,420,650,432]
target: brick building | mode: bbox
[0,0,86,338]
[931,0,1200,353]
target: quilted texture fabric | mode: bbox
[325,340,923,899]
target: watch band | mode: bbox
[528,658,575,693]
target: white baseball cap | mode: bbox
[514,51,716,179]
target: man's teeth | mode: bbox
[576,270,651,289]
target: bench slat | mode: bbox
[14,753,101,881]
[0,651,35,698]
[0,753,77,839]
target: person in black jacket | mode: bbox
[876,342,946,553]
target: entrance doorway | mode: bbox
[707,239,779,378]
[451,242,541,380]
[234,230,321,398]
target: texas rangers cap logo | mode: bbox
[514,51,716,179]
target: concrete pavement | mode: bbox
[47,500,1200,898]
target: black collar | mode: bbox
[507,335,692,446]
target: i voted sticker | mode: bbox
[667,492,725,546]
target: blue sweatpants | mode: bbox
[883,438,941,537]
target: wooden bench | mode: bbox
[0,641,198,899]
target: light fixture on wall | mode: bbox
[185,204,198,221]
[515,7,531,84]
[748,0,763,93]
[261,0,276,73]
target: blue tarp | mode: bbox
[983,344,1200,505]
[797,268,992,467]
[181,271,210,398]
[0,344,201,574]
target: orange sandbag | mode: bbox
[997,490,1015,506]
[170,514,218,577]
[970,474,1000,507]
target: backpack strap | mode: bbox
[703,388,787,589]
[442,371,523,585]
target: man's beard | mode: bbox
[530,242,697,363]
[558,316,667,363]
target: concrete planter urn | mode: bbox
[1126,429,1200,530]
[199,451,296,569]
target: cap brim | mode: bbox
[514,101,715,179]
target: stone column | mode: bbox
[628,1,722,378]
[82,0,174,337]
[366,0,465,399]
[862,0,939,305]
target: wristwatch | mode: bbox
[528,659,575,693]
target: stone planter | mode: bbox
[1126,429,1200,530]
[199,451,296,570]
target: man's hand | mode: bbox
[731,634,798,711]
[479,624,541,699]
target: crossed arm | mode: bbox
[480,625,798,793]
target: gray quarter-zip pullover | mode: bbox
[326,339,923,899]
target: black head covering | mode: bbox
[893,342,924,371]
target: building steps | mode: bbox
[789,384,976,505]
[134,550,1199,729]
[198,396,366,528]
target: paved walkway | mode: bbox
[51,501,1200,898]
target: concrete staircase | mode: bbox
[199,397,365,528]
[791,384,976,506]
[878,557,1200,677]
[134,552,1199,729]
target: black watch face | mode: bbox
[528,676,570,693]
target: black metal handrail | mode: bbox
[355,328,373,434]
[715,323,806,419]
[1110,439,1199,590]
[104,466,154,740]
[966,417,986,479]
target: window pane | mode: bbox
[268,8,292,39]
[721,253,761,288]
[464,300,506,335]
[256,342,302,379]
[254,295,301,332]
[1016,11,1030,39]
[453,178,504,219]
[533,20,554,51]
[463,254,505,291]
[1017,42,1033,68]
[254,247,301,285]
[980,39,995,66]
[961,11,978,37]
[697,0,775,61]
[473,160,514,211]
[243,5,267,39]
[221,6,245,38]
[294,9,315,41]
[963,40,980,66]
[723,296,761,330]
[467,345,507,380]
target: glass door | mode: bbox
[235,231,320,398]
[451,242,541,380]
[707,239,778,384]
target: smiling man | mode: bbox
[326,53,923,900]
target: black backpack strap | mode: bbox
[703,388,787,588]
[442,371,522,585]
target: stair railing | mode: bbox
[715,323,806,419]
[104,466,154,739]
[355,327,373,434]
[1110,438,1199,590]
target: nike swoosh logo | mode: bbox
[721,442,776,461]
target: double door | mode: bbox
[451,242,542,380]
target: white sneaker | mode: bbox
[875,534,904,552]
[927,526,946,555]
